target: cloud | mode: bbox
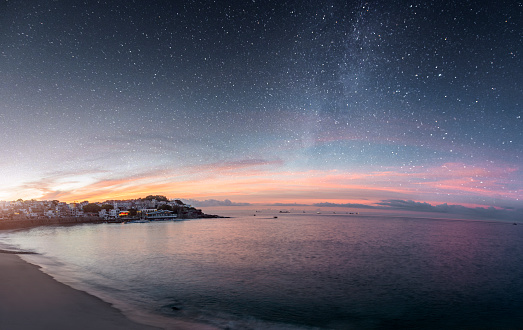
[267,203,310,207]
[3,153,520,218]
[313,202,379,209]
[183,199,252,207]
[307,199,523,221]
[375,199,523,221]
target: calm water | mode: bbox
[1,213,523,329]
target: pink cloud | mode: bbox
[10,156,520,210]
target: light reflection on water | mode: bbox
[3,214,523,329]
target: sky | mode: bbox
[0,1,521,219]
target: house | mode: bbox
[108,208,120,218]
[99,209,108,219]
[45,210,56,218]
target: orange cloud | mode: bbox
[5,158,520,210]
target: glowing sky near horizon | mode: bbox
[0,1,521,212]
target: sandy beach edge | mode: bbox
[0,221,222,330]
[0,248,220,330]
[0,251,162,330]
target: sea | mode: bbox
[1,210,522,329]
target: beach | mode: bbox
[0,250,159,330]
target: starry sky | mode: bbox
[1,1,521,218]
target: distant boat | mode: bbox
[514,223,518,225]
[317,212,321,214]
[279,211,290,213]
[273,216,278,218]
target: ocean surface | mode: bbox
[1,211,523,329]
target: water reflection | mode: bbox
[4,216,523,329]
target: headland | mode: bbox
[0,195,225,231]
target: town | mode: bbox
[0,195,220,230]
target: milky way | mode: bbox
[0,0,521,217]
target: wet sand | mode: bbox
[0,251,160,330]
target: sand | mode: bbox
[0,251,160,330]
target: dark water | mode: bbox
[2,213,523,329]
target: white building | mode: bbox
[108,208,120,218]
[45,210,56,218]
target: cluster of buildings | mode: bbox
[0,196,205,221]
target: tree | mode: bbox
[129,208,138,216]
[83,203,102,213]
[101,204,114,210]
[143,195,169,202]
[158,204,173,211]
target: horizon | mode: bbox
[2,195,521,222]
[1,1,521,215]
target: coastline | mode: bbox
[0,216,105,231]
[0,242,220,330]
[0,251,160,330]
[0,214,227,231]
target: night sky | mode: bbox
[1,1,521,218]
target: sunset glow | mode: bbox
[0,1,521,219]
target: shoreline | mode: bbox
[0,214,228,231]
[0,252,160,330]
[0,216,105,231]
[0,248,36,254]
[0,235,220,330]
